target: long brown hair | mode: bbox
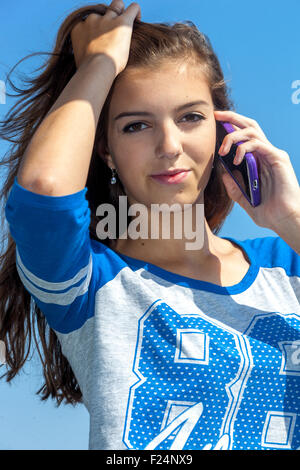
[0,3,235,406]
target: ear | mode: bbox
[96,140,114,169]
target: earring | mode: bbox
[110,168,117,185]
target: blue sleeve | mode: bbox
[5,177,99,334]
[246,236,300,276]
[243,236,300,300]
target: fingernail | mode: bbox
[220,144,229,155]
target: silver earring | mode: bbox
[110,168,117,185]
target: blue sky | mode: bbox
[0,0,299,450]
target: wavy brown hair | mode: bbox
[0,3,235,406]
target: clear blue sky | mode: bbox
[0,0,299,450]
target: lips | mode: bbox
[151,169,191,185]
[151,168,190,176]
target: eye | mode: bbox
[122,122,147,133]
[181,113,205,123]
[122,113,205,133]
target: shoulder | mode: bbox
[90,237,132,286]
[238,236,300,276]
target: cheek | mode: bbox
[189,127,216,159]
[116,154,146,187]
[202,130,216,151]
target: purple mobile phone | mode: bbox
[218,121,261,207]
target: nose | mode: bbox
[156,122,183,159]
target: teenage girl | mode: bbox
[2,0,300,450]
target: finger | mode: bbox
[214,110,262,132]
[222,172,254,213]
[80,2,112,20]
[105,0,125,17]
[219,129,269,156]
[216,111,269,147]
[233,140,278,166]
[123,2,142,21]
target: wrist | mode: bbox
[272,212,300,255]
[79,53,119,79]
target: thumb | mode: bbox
[222,172,248,209]
[222,173,238,198]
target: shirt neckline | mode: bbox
[115,236,259,295]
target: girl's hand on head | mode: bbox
[70,0,141,73]
[214,110,300,233]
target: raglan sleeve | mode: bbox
[4,176,99,334]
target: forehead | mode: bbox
[109,62,213,114]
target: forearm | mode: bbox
[17,54,117,196]
[273,213,300,256]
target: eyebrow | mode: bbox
[113,100,210,121]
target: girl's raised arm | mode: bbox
[17,1,141,196]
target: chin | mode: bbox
[152,192,201,208]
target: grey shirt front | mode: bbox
[5,177,300,450]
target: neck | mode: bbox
[112,202,231,267]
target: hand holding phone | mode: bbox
[218,121,261,207]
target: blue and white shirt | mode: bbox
[5,177,300,450]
